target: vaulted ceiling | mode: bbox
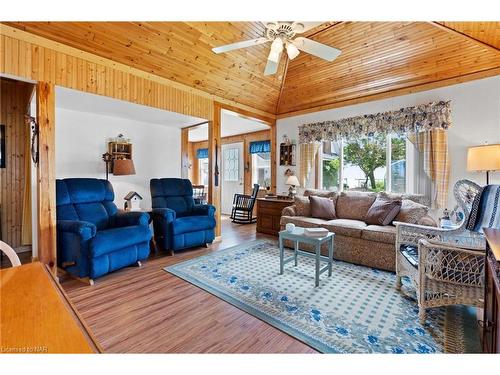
[5,21,500,117]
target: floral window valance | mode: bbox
[298,101,452,144]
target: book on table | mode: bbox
[303,228,329,238]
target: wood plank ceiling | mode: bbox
[5,21,500,116]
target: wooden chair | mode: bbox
[396,179,486,323]
[192,185,207,205]
[0,240,21,267]
[230,184,260,224]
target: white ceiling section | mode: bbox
[188,110,270,142]
[55,86,205,128]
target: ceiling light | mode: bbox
[286,42,300,60]
[270,37,284,53]
[268,50,281,63]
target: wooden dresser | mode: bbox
[483,228,500,354]
[256,197,293,236]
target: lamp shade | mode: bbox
[285,175,300,187]
[467,144,500,172]
[113,159,136,175]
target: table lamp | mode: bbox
[286,175,300,198]
[467,144,500,184]
[113,159,136,176]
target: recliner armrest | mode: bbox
[57,220,97,241]
[112,211,150,227]
[191,204,216,217]
[151,208,176,223]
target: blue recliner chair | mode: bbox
[56,178,152,283]
[150,178,216,253]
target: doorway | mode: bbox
[221,142,244,214]
[0,77,36,267]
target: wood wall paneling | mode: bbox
[0,78,34,249]
[208,104,221,237]
[180,128,189,179]
[36,81,57,274]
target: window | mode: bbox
[199,158,209,186]
[252,152,271,188]
[223,147,239,181]
[318,134,411,194]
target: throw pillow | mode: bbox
[294,196,311,216]
[309,195,337,220]
[394,199,430,224]
[365,197,402,226]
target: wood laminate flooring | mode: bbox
[61,216,317,353]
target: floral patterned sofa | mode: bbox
[280,189,436,271]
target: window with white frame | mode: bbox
[252,152,271,188]
[199,158,209,186]
[318,134,414,194]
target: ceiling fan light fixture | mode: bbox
[270,37,284,54]
[268,50,281,63]
[286,42,300,60]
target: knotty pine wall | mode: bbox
[0,31,214,121]
[0,77,34,249]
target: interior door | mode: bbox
[221,142,244,215]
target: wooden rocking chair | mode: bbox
[230,184,260,224]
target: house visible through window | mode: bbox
[319,134,411,193]
[252,152,271,188]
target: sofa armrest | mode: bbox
[113,211,150,227]
[282,205,297,217]
[57,220,97,241]
[191,204,216,217]
[151,208,176,224]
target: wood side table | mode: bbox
[256,197,293,236]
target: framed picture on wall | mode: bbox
[0,124,5,168]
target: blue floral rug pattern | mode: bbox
[164,240,480,353]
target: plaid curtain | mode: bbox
[299,143,320,188]
[409,129,450,208]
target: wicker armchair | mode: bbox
[395,179,486,323]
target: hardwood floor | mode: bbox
[61,216,317,353]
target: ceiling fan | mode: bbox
[212,22,341,76]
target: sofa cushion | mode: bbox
[335,191,377,221]
[323,219,367,238]
[171,215,216,235]
[90,225,151,258]
[309,196,337,220]
[304,189,337,199]
[362,225,397,244]
[365,197,401,226]
[294,196,311,216]
[395,199,429,224]
[378,191,430,207]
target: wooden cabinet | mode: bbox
[483,228,500,353]
[256,198,293,236]
[108,141,132,173]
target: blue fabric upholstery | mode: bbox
[56,178,152,280]
[150,178,216,252]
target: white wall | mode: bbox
[56,108,181,210]
[276,76,500,209]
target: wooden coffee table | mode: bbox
[278,227,335,287]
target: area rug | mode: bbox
[164,240,481,353]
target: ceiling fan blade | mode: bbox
[212,37,269,54]
[292,22,325,34]
[292,37,341,61]
[264,53,281,76]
